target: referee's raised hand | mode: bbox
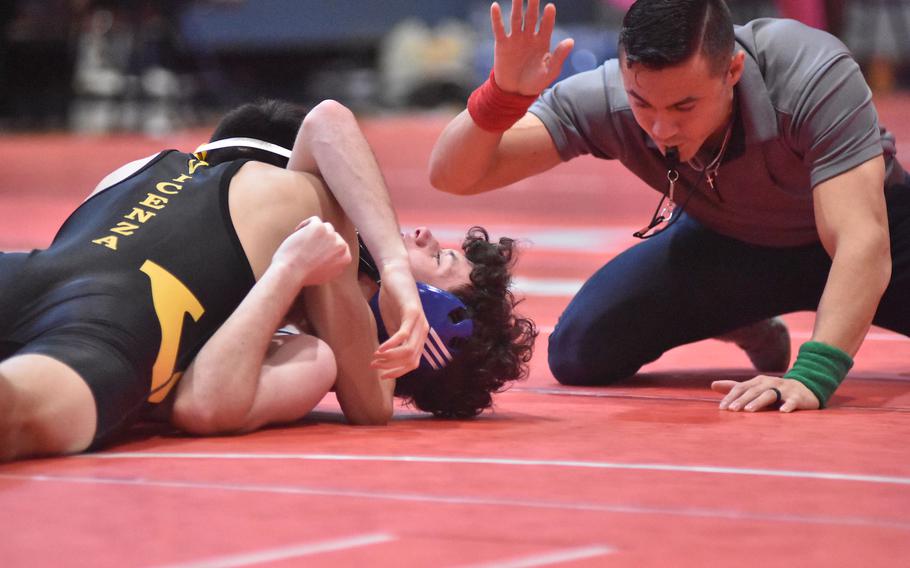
[490,0,574,96]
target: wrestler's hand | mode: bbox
[371,261,429,380]
[491,0,574,95]
[712,376,821,413]
[273,216,351,288]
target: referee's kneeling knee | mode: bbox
[547,332,600,386]
[547,327,640,386]
[548,357,593,386]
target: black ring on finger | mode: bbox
[769,387,782,405]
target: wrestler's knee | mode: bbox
[0,357,96,461]
[0,376,20,461]
[547,317,643,386]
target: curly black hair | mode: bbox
[394,227,538,418]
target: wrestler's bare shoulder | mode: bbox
[232,160,328,204]
[229,160,345,278]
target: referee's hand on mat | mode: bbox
[711,376,820,412]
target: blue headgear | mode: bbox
[370,283,474,373]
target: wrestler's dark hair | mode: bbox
[205,99,307,168]
[394,227,538,418]
[619,0,734,76]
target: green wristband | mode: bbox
[782,341,853,408]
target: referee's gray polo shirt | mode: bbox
[530,18,902,247]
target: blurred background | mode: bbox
[0,0,907,135]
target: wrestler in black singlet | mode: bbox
[0,151,255,446]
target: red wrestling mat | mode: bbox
[1,94,909,567]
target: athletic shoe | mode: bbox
[716,317,791,373]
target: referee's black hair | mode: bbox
[206,99,307,168]
[619,0,735,76]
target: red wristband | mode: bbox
[467,71,538,133]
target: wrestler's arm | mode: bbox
[287,100,403,267]
[295,210,397,424]
[287,99,426,379]
[171,217,351,435]
[300,266,396,425]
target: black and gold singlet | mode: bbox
[0,151,255,445]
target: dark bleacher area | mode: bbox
[1,0,908,132]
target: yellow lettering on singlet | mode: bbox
[139,193,168,209]
[92,236,118,250]
[90,158,208,250]
[188,158,209,175]
[124,207,156,223]
[111,221,140,236]
[141,260,205,404]
[156,182,183,195]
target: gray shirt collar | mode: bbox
[736,47,779,144]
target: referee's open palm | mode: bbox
[491,0,574,96]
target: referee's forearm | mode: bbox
[811,239,891,356]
